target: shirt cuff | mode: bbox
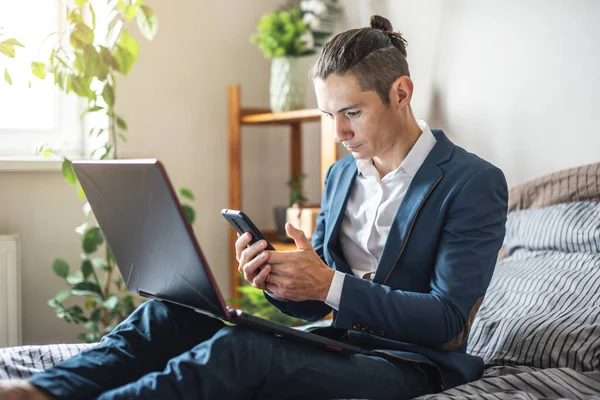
[324,271,345,311]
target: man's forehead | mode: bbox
[315,74,360,91]
[315,74,366,110]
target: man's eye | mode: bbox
[324,113,334,119]
[346,111,360,118]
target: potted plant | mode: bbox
[229,275,303,327]
[274,173,308,241]
[251,1,342,113]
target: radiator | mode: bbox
[0,235,21,347]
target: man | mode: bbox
[0,15,508,400]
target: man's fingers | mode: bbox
[238,239,268,273]
[242,250,270,280]
[235,232,252,262]
[252,264,271,289]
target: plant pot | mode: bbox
[270,56,306,113]
[273,206,293,242]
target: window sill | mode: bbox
[0,156,83,172]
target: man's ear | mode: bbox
[389,76,413,110]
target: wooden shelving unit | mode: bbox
[228,84,337,298]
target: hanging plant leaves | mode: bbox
[62,159,78,185]
[69,23,94,49]
[0,38,24,58]
[31,61,47,79]
[52,258,70,279]
[3,68,11,85]
[179,188,195,201]
[82,226,105,254]
[81,259,93,280]
[117,0,142,21]
[83,44,101,78]
[99,45,119,70]
[116,116,127,131]
[182,205,196,225]
[112,30,139,75]
[102,83,115,107]
[136,5,158,41]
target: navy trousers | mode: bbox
[28,300,435,399]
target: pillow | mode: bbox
[504,201,600,254]
[467,201,600,372]
[508,162,600,212]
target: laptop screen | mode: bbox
[73,159,228,320]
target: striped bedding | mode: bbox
[432,201,600,399]
[0,343,94,380]
[2,345,600,399]
[417,366,600,399]
[2,199,599,398]
[467,202,600,372]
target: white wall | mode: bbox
[384,0,600,186]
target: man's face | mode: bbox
[314,74,401,161]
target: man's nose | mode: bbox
[333,119,352,144]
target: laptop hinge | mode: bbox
[138,289,226,321]
[138,289,160,300]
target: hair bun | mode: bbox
[370,15,393,32]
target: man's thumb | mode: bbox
[285,223,311,250]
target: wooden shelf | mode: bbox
[263,230,297,251]
[240,109,322,125]
[228,84,337,299]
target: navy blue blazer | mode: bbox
[267,130,508,390]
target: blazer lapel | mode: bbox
[374,130,454,284]
[324,162,357,274]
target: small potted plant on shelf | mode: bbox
[250,0,342,113]
[286,173,321,240]
[274,173,308,242]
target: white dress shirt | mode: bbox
[324,120,437,310]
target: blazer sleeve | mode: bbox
[264,165,334,322]
[333,166,509,348]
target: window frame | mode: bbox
[0,0,90,162]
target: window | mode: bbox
[0,1,84,158]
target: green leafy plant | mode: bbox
[0,26,25,85]
[229,279,303,327]
[251,1,342,59]
[49,188,196,343]
[251,8,309,58]
[0,0,195,343]
[288,173,308,207]
[33,0,159,161]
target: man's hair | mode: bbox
[311,15,409,107]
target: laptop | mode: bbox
[72,159,361,355]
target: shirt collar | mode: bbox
[356,120,437,180]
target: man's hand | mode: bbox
[235,232,271,290]
[0,380,52,400]
[265,223,334,302]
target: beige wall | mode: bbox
[0,173,85,344]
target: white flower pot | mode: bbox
[269,56,306,113]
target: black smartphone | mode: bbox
[221,209,276,250]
